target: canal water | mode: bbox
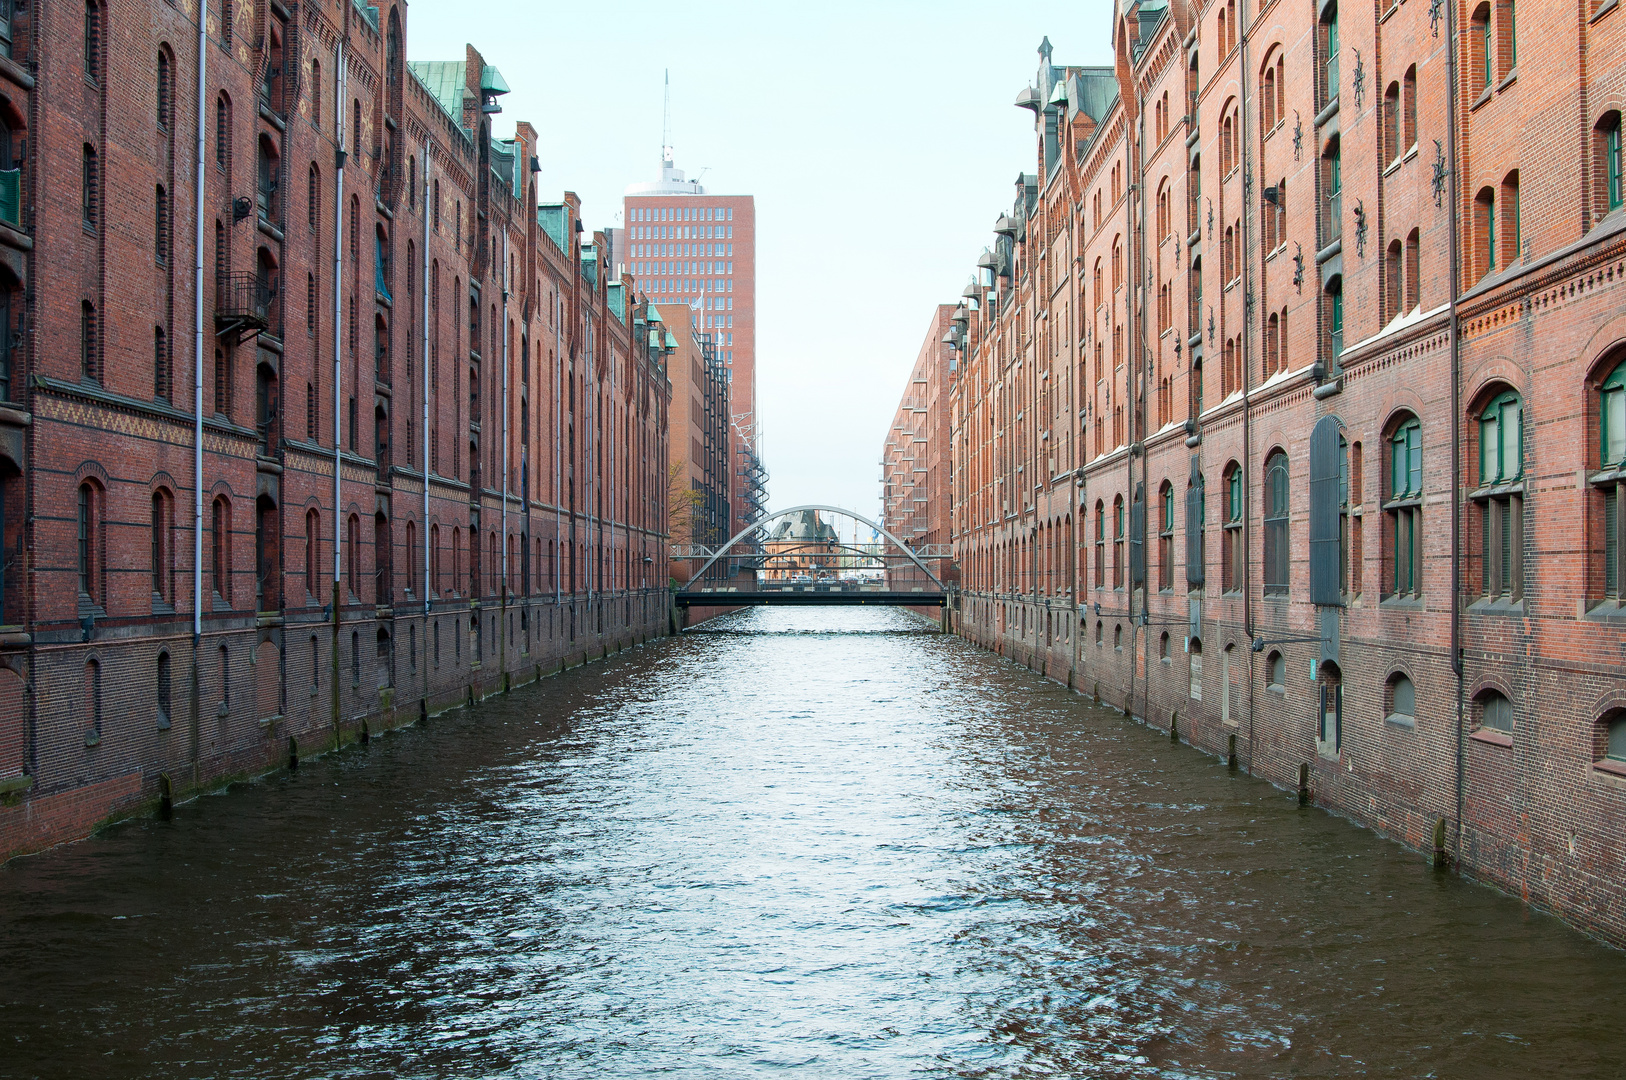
[2,607,1623,1079]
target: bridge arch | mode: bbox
[681,504,946,591]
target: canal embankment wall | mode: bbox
[950,597,1626,951]
[0,592,672,863]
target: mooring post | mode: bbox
[1227,733,1238,771]
[1298,763,1310,806]
[1433,817,1449,869]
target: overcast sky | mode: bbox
[408,0,1115,525]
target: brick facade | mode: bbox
[0,0,674,858]
[934,5,1626,945]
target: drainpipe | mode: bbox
[1239,0,1257,775]
[416,141,422,614]
[192,8,208,643]
[555,291,561,605]
[1128,81,1144,723]
[1445,0,1466,862]
[331,39,348,729]
[501,230,510,659]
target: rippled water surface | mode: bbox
[2,607,1624,1078]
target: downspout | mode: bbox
[331,39,348,731]
[554,291,561,605]
[1239,0,1257,775]
[1445,0,1466,863]
[422,141,430,618]
[192,5,208,643]
[500,230,509,664]
[1127,87,1144,723]
[416,141,422,614]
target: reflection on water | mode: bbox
[1,607,1622,1078]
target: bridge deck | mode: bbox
[674,590,945,608]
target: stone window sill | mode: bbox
[1593,758,1626,779]
[1470,728,1512,748]
[1385,713,1416,730]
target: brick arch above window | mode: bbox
[72,460,112,490]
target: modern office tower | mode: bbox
[625,153,765,534]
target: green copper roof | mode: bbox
[480,65,510,95]
[408,61,467,129]
[538,204,569,251]
[607,282,625,321]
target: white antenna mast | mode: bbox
[661,69,672,165]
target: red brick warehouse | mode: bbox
[918,0,1626,945]
[0,0,676,858]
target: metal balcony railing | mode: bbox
[215,272,276,341]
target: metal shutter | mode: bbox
[1308,414,1344,605]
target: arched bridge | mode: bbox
[673,504,949,609]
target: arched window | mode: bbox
[157,51,172,129]
[1093,499,1105,588]
[1477,689,1514,735]
[1318,662,1343,752]
[1387,416,1422,597]
[305,508,319,599]
[1601,711,1626,766]
[1222,462,1244,592]
[1158,481,1175,591]
[156,651,172,729]
[78,481,102,604]
[1267,650,1286,690]
[311,58,322,129]
[215,93,232,173]
[1480,389,1523,485]
[82,144,98,228]
[1112,495,1125,590]
[1261,54,1278,130]
[1596,112,1623,223]
[1475,185,1497,278]
[1189,637,1204,700]
[84,659,103,744]
[84,0,101,78]
[1263,451,1290,593]
[211,495,231,602]
[1388,673,1416,724]
[1383,82,1400,164]
[347,514,360,598]
[150,488,172,604]
[154,326,169,401]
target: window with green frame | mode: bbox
[1476,391,1524,599]
[1391,418,1422,497]
[1159,483,1175,591]
[1479,390,1523,484]
[1223,465,1244,592]
[1099,500,1112,585]
[1609,119,1623,213]
[1387,418,1422,597]
[1602,360,1626,469]
[1113,497,1125,589]
[1598,360,1626,602]
[1328,284,1344,360]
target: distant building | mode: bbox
[624,155,766,534]
[656,304,731,586]
[881,306,957,589]
[762,510,840,581]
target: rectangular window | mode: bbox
[1481,494,1523,598]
